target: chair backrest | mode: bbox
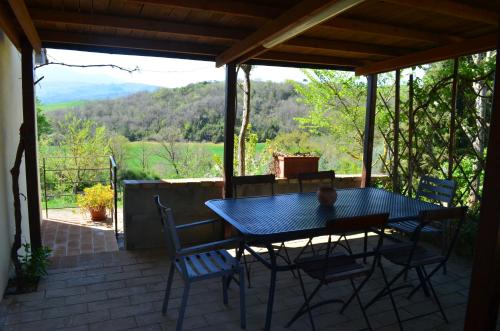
[232,174,275,198]
[298,170,336,193]
[324,213,389,274]
[154,195,182,260]
[416,176,456,206]
[408,206,468,264]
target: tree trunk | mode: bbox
[11,124,26,279]
[469,52,490,204]
[238,64,252,176]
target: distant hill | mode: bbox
[35,64,160,104]
[47,80,310,143]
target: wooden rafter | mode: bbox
[32,9,413,58]
[255,51,363,67]
[215,0,365,67]
[382,0,499,25]
[132,0,281,19]
[133,0,462,44]
[356,34,497,75]
[7,0,41,52]
[38,30,225,55]
[286,37,412,57]
[325,17,462,44]
[0,2,21,49]
[30,9,248,41]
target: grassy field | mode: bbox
[123,141,266,178]
[39,100,85,112]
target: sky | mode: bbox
[41,49,309,88]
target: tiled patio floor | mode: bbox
[0,236,483,331]
[41,208,123,257]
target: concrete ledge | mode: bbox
[123,174,388,250]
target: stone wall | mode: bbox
[123,175,388,249]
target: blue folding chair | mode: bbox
[154,195,246,331]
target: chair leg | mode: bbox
[176,282,190,331]
[349,278,372,331]
[378,262,404,331]
[422,266,449,323]
[340,272,372,314]
[415,266,430,297]
[365,263,406,310]
[342,234,353,254]
[286,280,323,329]
[162,262,175,315]
[408,262,443,299]
[280,244,297,278]
[238,268,246,329]
[222,276,229,305]
[363,231,368,263]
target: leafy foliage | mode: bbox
[19,244,51,285]
[77,183,114,212]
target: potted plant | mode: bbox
[77,183,114,221]
[267,132,321,179]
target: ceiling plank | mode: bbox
[0,2,21,49]
[131,0,280,18]
[255,51,364,67]
[325,17,462,44]
[287,37,412,57]
[31,9,247,41]
[356,33,497,75]
[133,0,462,44]
[382,0,499,25]
[7,0,41,52]
[38,30,224,55]
[215,0,365,67]
[32,9,412,57]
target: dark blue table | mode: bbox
[205,187,442,330]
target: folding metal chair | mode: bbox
[286,213,390,331]
[389,176,456,255]
[296,170,353,257]
[154,195,246,331]
[366,206,467,330]
[232,174,295,287]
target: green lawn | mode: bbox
[39,100,85,112]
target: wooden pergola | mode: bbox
[0,0,499,329]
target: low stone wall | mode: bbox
[123,175,388,249]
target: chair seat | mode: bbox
[389,220,441,233]
[177,249,238,279]
[296,253,370,283]
[381,243,445,267]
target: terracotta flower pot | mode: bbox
[317,186,337,207]
[89,206,107,221]
[273,155,320,179]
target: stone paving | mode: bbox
[0,236,486,331]
[41,208,123,257]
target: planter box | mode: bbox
[273,155,320,179]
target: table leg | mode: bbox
[265,243,277,331]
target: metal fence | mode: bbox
[40,155,119,238]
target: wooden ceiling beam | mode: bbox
[38,30,224,56]
[0,2,21,49]
[254,51,364,67]
[7,0,41,52]
[131,0,280,19]
[325,17,462,44]
[382,0,499,25]
[356,33,497,75]
[215,0,366,67]
[31,9,411,58]
[30,9,247,41]
[287,37,412,57]
[133,0,463,44]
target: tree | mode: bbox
[237,64,252,175]
[293,70,367,161]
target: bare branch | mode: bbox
[34,61,140,73]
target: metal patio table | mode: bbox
[205,187,443,330]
